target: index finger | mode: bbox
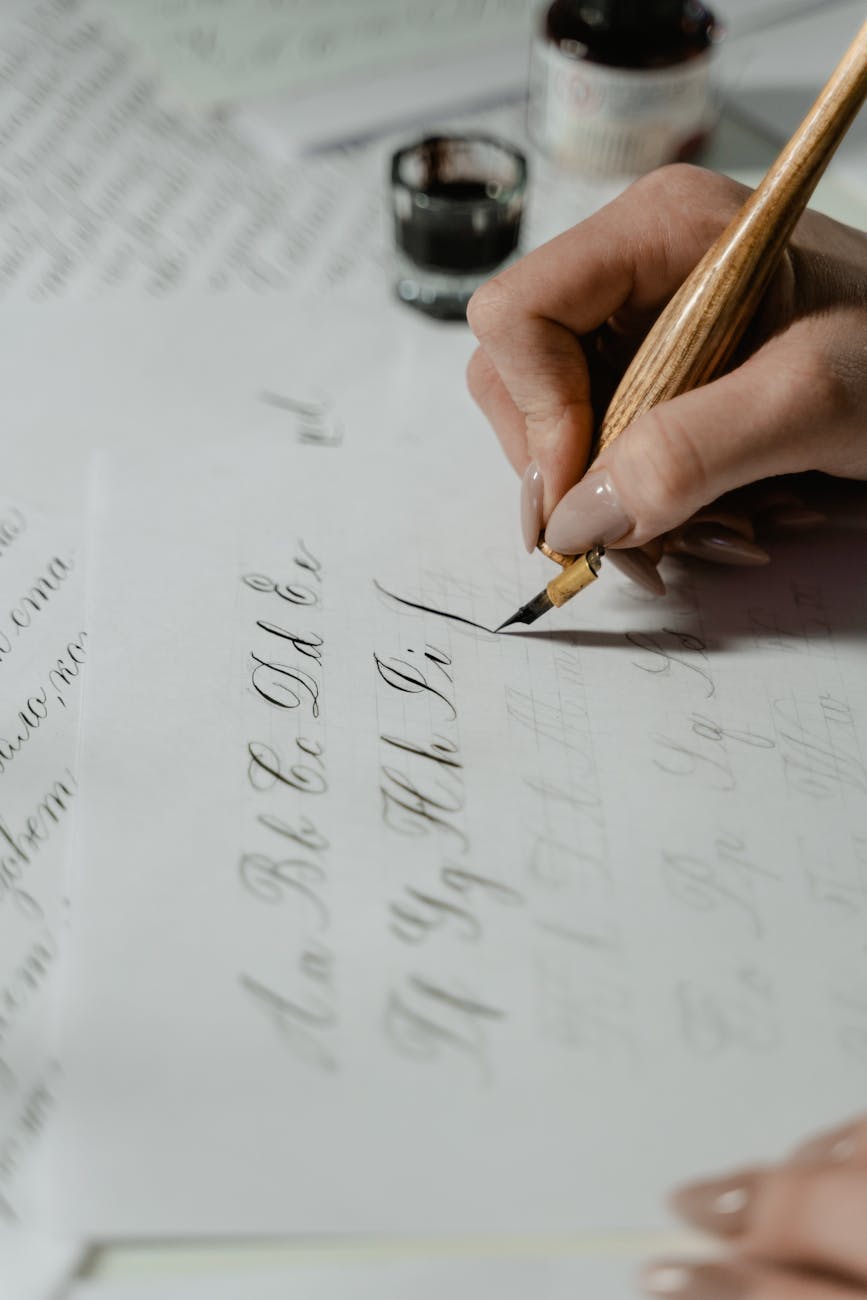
[466,165,750,514]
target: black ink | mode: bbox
[8,556,74,635]
[257,812,329,854]
[247,741,327,796]
[243,571,317,608]
[239,852,329,930]
[373,580,495,634]
[381,733,462,770]
[374,653,456,721]
[380,765,468,850]
[250,653,320,717]
[390,888,481,944]
[240,973,336,1072]
[257,620,323,663]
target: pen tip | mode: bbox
[496,589,553,632]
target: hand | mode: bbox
[466,165,867,590]
[643,1115,867,1300]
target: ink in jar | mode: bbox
[528,0,721,176]
[390,134,527,321]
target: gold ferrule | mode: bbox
[545,547,603,607]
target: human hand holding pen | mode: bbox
[644,1114,867,1300]
[466,165,867,593]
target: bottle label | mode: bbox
[528,39,717,175]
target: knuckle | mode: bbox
[769,335,859,460]
[804,339,861,425]
[632,163,741,215]
[636,162,702,199]
[619,407,710,532]
[465,274,514,342]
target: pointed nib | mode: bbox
[496,589,553,632]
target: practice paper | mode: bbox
[101,0,534,148]
[69,1251,648,1300]
[0,0,384,305]
[2,1229,81,1300]
[49,311,866,1237]
[0,500,85,1296]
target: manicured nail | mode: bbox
[759,505,826,534]
[668,524,770,566]
[670,1172,756,1237]
[688,507,755,541]
[791,1120,861,1167]
[520,461,544,553]
[544,469,632,554]
[642,1261,751,1300]
[751,486,804,512]
[606,547,666,595]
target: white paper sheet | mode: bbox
[0,500,85,1296]
[2,1230,81,1300]
[68,1252,647,1300]
[0,0,384,305]
[47,305,866,1239]
[98,0,535,108]
[100,0,535,153]
[0,0,625,310]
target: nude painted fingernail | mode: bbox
[759,505,827,534]
[670,1172,756,1237]
[791,1120,861,1167]
[688,507,755,541]
[606,547,666,596]
[668,524,770,567]
[520,461,544,553]
[544,469,632,554]
[642,1261,751,1300]
[752,486,804,512]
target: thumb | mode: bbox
[544,348,816,555]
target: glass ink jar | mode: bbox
[390,134,527,321]
[528,0,721,176]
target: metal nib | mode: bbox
[495,589,553,632]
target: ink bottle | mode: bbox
[528,0,720,175]
[390,134,527,321]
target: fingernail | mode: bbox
[606,547,666,595]
[688,508,755,541]
[667,524,770,567]
[759,505,826,534]
[791,1120,861,1167]
[670,1172,756,1237]
[752,486,804,512]
[520,461,544,553]
[642,1261,751,1300]
[544,469,632,554]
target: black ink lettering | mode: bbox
[374,653,455,721]
[243,572,317,607]
[250,653,320,717]
[257,620,323,663]
[247,741,327,796]
[240,973,337,1071]
[373,579,495,634]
